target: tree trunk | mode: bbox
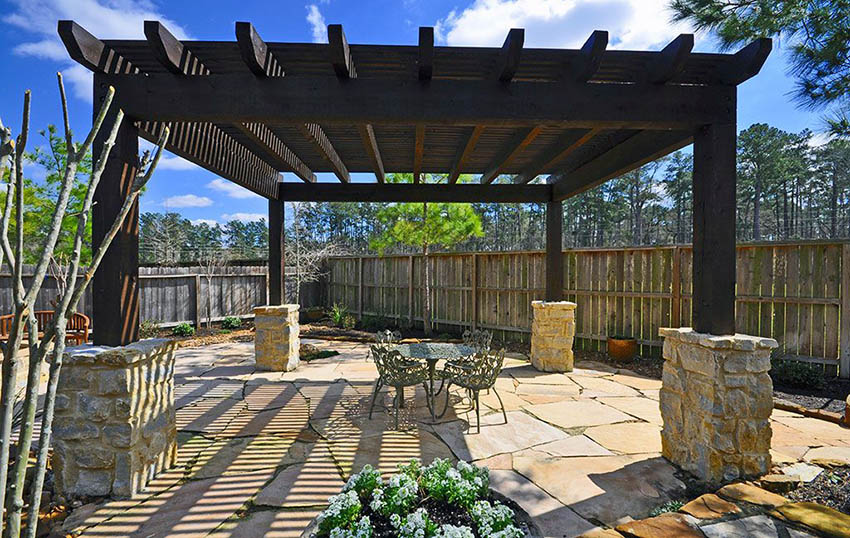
[422,202,432,336]
[753,177,762,241]
[831,165,838,238]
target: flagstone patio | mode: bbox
[63,339,850,538]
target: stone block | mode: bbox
[254,304,300,372]
[530,301,577,373]
[53,339,177,500]
[658,328,775,485]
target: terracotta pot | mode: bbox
[607,336,637,363]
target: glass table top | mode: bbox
[391,342,475,361]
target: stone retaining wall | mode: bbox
[53,339,177,499]
[530,301,576,373]
[659,327,777,484]
[254,304,299,371]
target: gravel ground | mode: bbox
[773,378,850,414]
[787,467,850,515]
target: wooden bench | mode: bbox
[0,311,90,346]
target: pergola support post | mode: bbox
[545,200,563,302]
[92,79,140,346]
[268,198,285,305]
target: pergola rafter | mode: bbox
[58,19,771,345]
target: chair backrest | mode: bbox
[462,329,493,352]
[34,311,55,330]
[461,349,506,390]
[374,329,402,346]
[370,344,420,387]
[67,312,90,331]
[0,314,12,337]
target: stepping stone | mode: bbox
[615,513,702,537]
[535,435,614,457]
[433,410,568,461]
[577,529,625,537]
[506,365,578,385]
[584,423,662,455]
[759,474,802,494]
[773,416,850,442]
[770,422,824,447]
[489,470,596,538]
[479,388,528,412]
[516,382,581,402]
[512,454,686,525]
[573,376,641,397]
[177,399,247,435]
[804,446,850,467]
[243,383,305,411]
[597,397,663,425]
[679,493,741,519]
[188,437,310,480]
[771,502,850,537]
[573,361,618,374]
[781,462,823,482]
[255,460,346,507]
[700,514,781,538]
[716,483,788,509]
[474,452,513,470]
[208,508,321,537]
[771,447,807,464]
[221,403,311,438]
[525,400,634,429]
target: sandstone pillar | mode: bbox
[53,339,177,499]
[254,304,300,371]
[530,301,576,372]
[659,327,777,484]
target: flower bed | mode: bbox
[307,459,537,538]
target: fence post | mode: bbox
[358,257,364,320]
[671,246,682,328]
[408,255,414,328]
[841,244,850,379]
[472,253,479,330]
[194,274,202,328]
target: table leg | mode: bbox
[428,360,436,421]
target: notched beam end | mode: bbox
[328,24,354,79]
[236,22,273,77]
[418,27,434,81]
[571,30,608,82]
[497,28,524,82]
[648,34,694,84]
[720,38,772,85]
[58,20,104,72]
[144,20,185,75]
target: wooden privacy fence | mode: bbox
[326,241,850,377]
[0,265,270,328]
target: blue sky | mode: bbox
[0,0,826,226]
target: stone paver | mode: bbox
[615,513,703,537]
[716,483,788,509]
[771,502,850,537]
[584,423,663,454]
[434,410,568,460]
[803,445,850,466]
[525,400,634,429]
[679,493,742,519]
[68,340,850,538]
[700,514,781,538]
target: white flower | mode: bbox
[435,524,475,538]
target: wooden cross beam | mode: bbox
[512,128,601,184]
[279,182,552,203]
[569,30,607,82]
[447,126,485,184]
[480,126,542,184]
[647,34,694,84]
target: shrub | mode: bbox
[317,459,517,538]
[342,314,357,330]
[770,358,824,389]
[171,322,195,337]
[360,315,393,332]
[139,319,161,339]
[329,303,350,328]
[221,316,242,330]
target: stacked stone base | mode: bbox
[659,327,777,484]
[254,305,300,371]
[530,301,576,372]
[53,339,177,499]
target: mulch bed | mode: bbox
[773,378,850,415]
[787,467,850,515]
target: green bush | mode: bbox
[221,316,242,330]
[360,315,393,332]
[328,303,349,327]
[770,358,824,389]
[139,319,161,339]
[342,314,356,330]
[172,322,195,337]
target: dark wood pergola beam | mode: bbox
[102,73,735,129]
[144,21,208,75]
[480,126,542,183]
[648,34,694,84]
[569,30,607,81]
[235,123,315,182]
[279,182,551,203]
[329,24,383,182]
[718,38,772,84]
[418,27,434,81]
[447,126,485,184]
[551,129,692,200]
[413,124,425,183]
[299,123,350,183]
[236,22,284,77]
[513,128,601,184]
[497,29,524,82]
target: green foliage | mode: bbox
[648,499,685,517]
[470,501,523,538]
[328,303,356,329]
[770,358,825,389]
[317,491,363,536]
[139,319,161,339]
[343,464,383,500]
[359,315,394,332]
[669,0,850,136]
[221,316,242,330]
[171,323,195,337]
[370,473,419,517]
[421,459,489,510]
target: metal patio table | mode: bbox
[390,342,475,413]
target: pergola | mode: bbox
[58,20,770,346]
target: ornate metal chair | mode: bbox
[462,329,493,353]
[374,329,402,346]
[368,345,432,429]
[438,349,507,433]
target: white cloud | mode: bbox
[157,154,200,171]
[435,0,693,51]
[221,212,266,223]
[306,4,327,43]
[163,194,213,208]
[808,131,833,147]
[4,0,190,101]
[207,178,261,199]
[191,218,219,226]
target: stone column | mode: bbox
[530,300,576,372]
[659,327,777,484]
[254,304,300,371]
[53,339,177,499]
